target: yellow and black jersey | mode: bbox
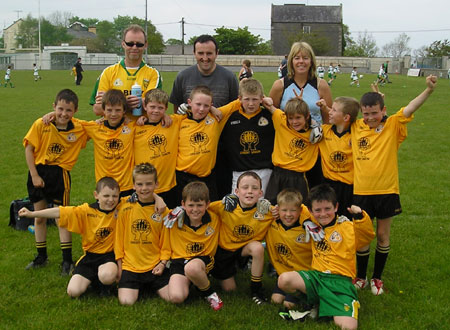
[310,211,375,278]
[176,100,239,177]
[351,108,413,195]
[221,103,275,171]
[80,119,135,192]
[93,60,162,102]
[271,109,319,172]
[23,118,88,171]
[115,200,170,273]
[161,210,220,260]
[208,200,274,252]
[319,124,353,185]
[58,202,118,254]
[265,205,312,274]
[134,115,184,193]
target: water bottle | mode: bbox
[131,82,142,116]
[28,225,35,234]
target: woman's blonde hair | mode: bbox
[287,41,317,80]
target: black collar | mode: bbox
[276,218,301,230]
[104,118,125,130]
[185,212,211,231]
[89,202,115,214]
[52,120,74,132]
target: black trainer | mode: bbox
[251,288,267,305]
[25,255,48,270]
[61,260,74,276]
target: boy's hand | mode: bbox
[293,88,304,100]
[316,98,327,109]
[136,115,148,126]
[154,194,167,214]
[177,103,191,115]
[347,205,362,215]
[152,261,166,276]
[303,220,325,242]
[161,114,173,128]
[210,106,223,122]
[42,111,55,125]
[31,174,45,188]
[309,120,323,144]
[163,206,184,229]
[426,75,437,91]
[271,204,279,219]
[222,194,239,212]
[256,198,271,215]
[18,207,33,218]
[262,97,274,109]
[127,192,139,203]
[371,82,385,99]
[95,117,105,125]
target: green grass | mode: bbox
[0,70,449,329]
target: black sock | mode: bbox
[198,281,214,297]
[372,244,390,280]
[36,241,47,258]
[60,241,72,262]
[250,275,263,294]
[356,248,370,279]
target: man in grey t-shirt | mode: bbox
[169,35,239,110]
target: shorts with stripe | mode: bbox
[27,164,71,205]
[118,268,170,292]
[74,251,116,282]
[353,193,402,219]
[169,256,214,276]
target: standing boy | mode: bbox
[208,171,273,305]
[278,184,375,330]
[162,182,223,310]
[74,58,83,86]
[24,89,88,274]
[352,75,437,295]
[33,63,42,82]
[19,177,120,297]
[4,65,14,88]
[115,163,170,305]
[350,68,359,87]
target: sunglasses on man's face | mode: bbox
[124,41,145,48]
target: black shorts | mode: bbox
[210,246,249,280]
[175,170,217,202]
[27,164,71,205]
[324,178,354,219]
[170,256,214,276]
[118,268,170,292]
[265,166,308,205]
[73,251,116,282]
[353,194,402,219]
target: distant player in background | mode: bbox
[317,65,325,79]
[376,65,386,86]
[4,65,14,88]
[350,67,359,87]
[327,63,335,86]
[239,59,253,81]
[33,63,42,82]
[74,58,83,86]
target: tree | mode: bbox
[69,16,99,27]
[47,11,73,27]
[213,26,263,55]
[95,20,118,53]
[342,24,353,54]
[286,30,331,56]
[0,36,4,50]
[381,33,411,58]
[344,31,378,57]
[425,39,450,57]
[413,46,428,59]
[15,15,38,48]
[40,19,72,46]
[166,38,183,45]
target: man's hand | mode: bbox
[163,206,184,229]
[95,91,105,104]
[126,95,141,109]
[303,220,325,242]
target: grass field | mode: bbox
[0,69,449,329]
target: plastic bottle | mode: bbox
[28,225,35,234]
[131,82,142,116]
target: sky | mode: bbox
[1,0,449,53]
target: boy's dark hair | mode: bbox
[285,98,311,129]
[102,89,129,112]
[334,96,360,123]
[189,85,213,100]
[133,162,157,183]
[54,89,79,110]
[236,171,262,189]
[144,88,169,107]
[96,177,119,193]
[307,184,338,208]
[182,181,210,203]
[360,92,384,110]
[277,188,303,207]
[239,78,263,97]
[193,35,218,53]
[122,24,146,41]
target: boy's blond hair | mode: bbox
[239,78,263,97]
[189,85,213,100]
[284,98,311,129]
[102,89,128,112]
[182,181,210,202]
[287,42,317,80]
[144,88,169,107]
[96,177,120,193]
[236,171,262,189]
[334,96,360,123]
[132,162,157,183]
[277,188,303,207]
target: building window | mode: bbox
[303,26,311,34]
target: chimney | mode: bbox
[88,26,97,34]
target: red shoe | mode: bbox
[206,292,223,311]
[370,278,384,295]
[352,277,368,290]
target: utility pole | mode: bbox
[181,17,185,55]
[145,0,148,62]
[14,10,23,20]
[38,0,41,68]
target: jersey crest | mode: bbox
[113,78,124,87]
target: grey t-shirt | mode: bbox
[169,64,239,108]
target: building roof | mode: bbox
[272,4,342,24]
[3,19,23,32]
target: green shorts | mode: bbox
[298,270,360,319]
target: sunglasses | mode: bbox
[124,41,145,48]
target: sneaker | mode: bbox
[25,255,48,270]
[251,288,267,305]
[206,292,223,311]
[370,278,384,295]
[352,277,368,290]
[61,260,74,276]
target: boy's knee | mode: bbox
[34,218,46,226]
[169,292,187,304]
[271,293,284,305]
[67,285,83,298]
[118,294,137,306]
[98,270,116,285]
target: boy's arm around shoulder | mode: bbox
[403,75,437,118]
[18,206,60,220]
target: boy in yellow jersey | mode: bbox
[134,89,183,208]
[266,188,312,308]
[278,184,375,330]
[24,89,88,275]
[82,90,136,197]
[19,177,121,298]
[162,182,223,311]
[175,85,239,202]
[208,171,273,305]
[115,163,171,305]
[262,97,319,204]
[317,96,360,219]
[352,75,437,295]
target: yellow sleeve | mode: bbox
[353,211,375,250]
